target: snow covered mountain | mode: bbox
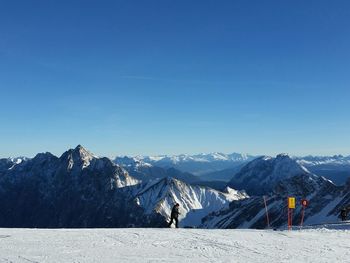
[130,177,248,227]
[202,173,346,229]
[0,146,248,228]
[122,152,256,176]
[2,146,348,229]
[113,153,350,184]
[227,154,314,195]
[0,145,164,228]
[296,155,350,185]
[114,156,200,184]
[120,153,350,183]
[296,155,350,166]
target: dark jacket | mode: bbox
[171,205,180,218]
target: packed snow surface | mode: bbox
[1,227,350,263]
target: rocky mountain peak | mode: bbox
[60,145,97,170]
[73,144,96,159]
[228,153,312,195]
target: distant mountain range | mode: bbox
[128,153,256,175]
[295,155,350,185]
[115,152,350,185]
[1,147,349,229]
[113,156,200,184]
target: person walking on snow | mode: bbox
[168,203,180,228]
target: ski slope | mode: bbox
[1,227,350,263]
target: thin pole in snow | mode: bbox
[300,206,305,229]
[287,208,290,230]
[288,208,293,230]
[263,196,270,229]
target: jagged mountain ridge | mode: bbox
[227,154,314,195]
[2,147,349,229]
[114,156,200,184]
[125,152,256,175]
[296,155,350,185]
[296,155,350,166]
[131,177,248,227]
[201,173,345,229]
[0,145,164,228]
[0,145,248,228]
[5,152,350,185]
[118,153,350,184]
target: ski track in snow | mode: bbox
[0,228,350,263]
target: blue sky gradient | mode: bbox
[1,0,350,157]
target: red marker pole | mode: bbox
[287,198,290,230]
[300,206,305,228]
[288,209,293,230]
[300,199,308,229]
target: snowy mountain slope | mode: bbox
[0,145,164,228]
[114,156,200,184]
[132,177,248,227]
[202,173,346,229]
[296,155,350,166]
[296,155,350,185]
[132,152,256,175]
[228,154,314,195]
[1,228,350,263]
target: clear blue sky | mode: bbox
[1,0,350,158]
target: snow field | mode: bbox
[1,228,350,263]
